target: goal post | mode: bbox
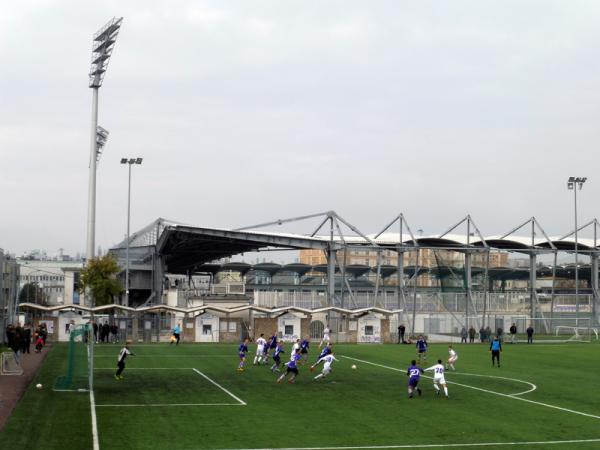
[54,323,92,391]
[521,317,595,343]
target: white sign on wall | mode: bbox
[358,315,381,343]
[278,314,301,342]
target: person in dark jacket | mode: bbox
[102,322,110,343]
[509,323,517,344]
[468,326,476,343]
[526,325,534,344]
[9,324,23,365]
[21,323,32,354]
[398,324,406,344]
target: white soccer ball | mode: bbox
[351,364,357,370]
[36,383,43,390]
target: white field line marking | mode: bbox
[89,389,100,450]
[445,372,536,396]
[192,368,247,406]
[53,388,90,392]
[93,355,232,358]
[221,437,600,449]
[96,403,243,407]
[94,367,194,370]
[341,356,600,421]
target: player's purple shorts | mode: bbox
[239,352,246,359]
[408,377,420,387]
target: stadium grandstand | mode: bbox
[18,212,600,343]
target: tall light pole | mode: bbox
[567,176,587,327]
[86,17,123,261]
[121,157,143,307]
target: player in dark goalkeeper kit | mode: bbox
[115,340,135,380]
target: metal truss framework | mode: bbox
[107,211,600,334]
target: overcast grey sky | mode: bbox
[1,0,600,258]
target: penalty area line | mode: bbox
[193,368,247,406]
[341,356,600,421]
[221,437,600,449]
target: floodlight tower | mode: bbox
[121,157,143,307]
[86,17,123,261]
[567,176,587,327]
[95,126,109,163]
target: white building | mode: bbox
[18,259,84,306]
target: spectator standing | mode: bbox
[479,326,485,343]
[39,323,48,345]
[21,323,32,354]
[102,322,110,343]
[484,326,492,343]
[526,325,534,344]
[509,323,517,344]
[111,324,119,343]
[460,327,468,343]
[468,326,476,343]
[93,321,99,343]
[10,324,22,365]
[398,324,406,344]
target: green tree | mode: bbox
[79,254,123,306]
[19,282,46,304]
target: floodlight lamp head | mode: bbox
[89,17,123,88]
[135,158,143,164]
[567,182,574,190]
[120,158,128,164]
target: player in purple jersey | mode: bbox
[406,360,423,398]
[270,341,285,373]
[277,348,302,384]
[237,338,249,372]
[300,337,310,364]
[416,335,428,363]
[263,334,277,364]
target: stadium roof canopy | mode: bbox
[114,215,600,275]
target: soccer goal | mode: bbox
[554,325,598,342]
[1,351,23,375]
[54,324,91,391]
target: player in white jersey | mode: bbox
[292,338,301,355]
[254,334,267,365]
[313,353,338,381]
[424,359,449,398]
[318,325,331,349]
[446,345,458,371]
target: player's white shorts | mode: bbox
[322,364,332,375]
[322,334,330,343]
[257,345,264,354]
[448,356,458,363]
[433,375,446,385]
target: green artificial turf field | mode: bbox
[1,340,599,449]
